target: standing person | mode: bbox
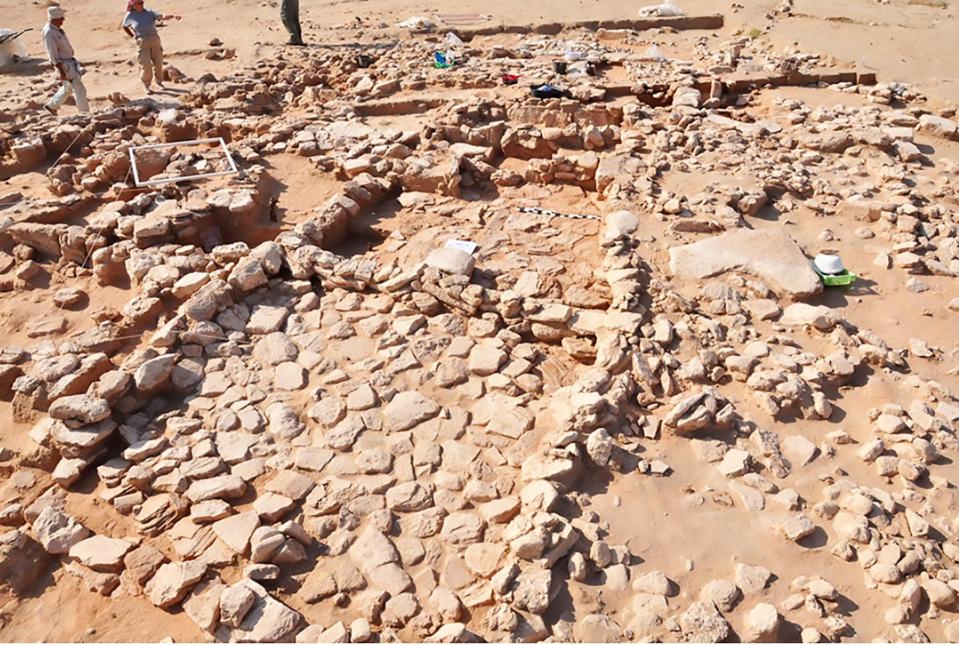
[121,0,181,93]
[281,0,304,46]
[42,6,89,115]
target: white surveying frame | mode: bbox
[128,137,239,187]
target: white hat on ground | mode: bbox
[814,253,845,275]
[48,6,66,20]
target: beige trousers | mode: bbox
[46,59,89,113]
[137,34,163,85]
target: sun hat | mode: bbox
[48,6,66,19]
[814,253,845,275]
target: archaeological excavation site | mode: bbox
[1,0,959,642]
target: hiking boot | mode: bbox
[286,38,305,46]
[43,105,58,116]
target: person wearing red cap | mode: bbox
[121,0,180,93]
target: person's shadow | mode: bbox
[0,56,47,76]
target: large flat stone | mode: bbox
[425,248,475,276]
[668,227,822,300]
[145,560,208,608]
[383,391,440,431]
[32,507,90,555]
[68,535,133,572]
[222,579,303,642]
[212,511,260,554]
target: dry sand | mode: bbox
[0,0,958,642]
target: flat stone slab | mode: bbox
[668,227,822,300]
[425,247,475,276]
[219,579,303,642]
[68,535,133,572]
[26,315,67,338]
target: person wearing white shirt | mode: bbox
[42,6,89,115]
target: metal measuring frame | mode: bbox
[128,137,240,187]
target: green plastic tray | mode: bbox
[816,269,857,287]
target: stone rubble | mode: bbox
[0,13,957,645]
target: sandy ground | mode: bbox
[2,0,958,105]
[1,0,959,643]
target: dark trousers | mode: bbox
[281,0,302,43]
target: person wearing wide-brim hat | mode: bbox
[42,6,89,114]
[121,0,180,93]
